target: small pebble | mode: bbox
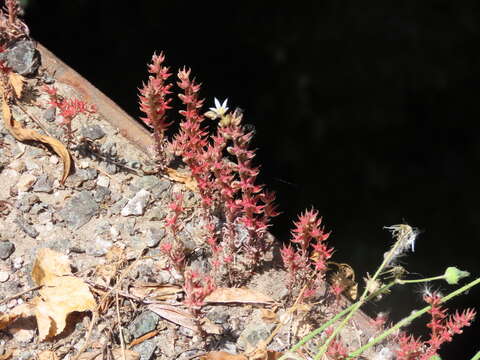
[0,271,10,282]
[78,160,90,169]
[96,175,110,188]
[13,257,24,270]
[121,189,151,216]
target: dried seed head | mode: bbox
[383,224,420,266]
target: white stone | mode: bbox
[0,271,10,282]
[97,175,110,188]
[121,189,151,216]
[78,160,90,169]
[13,257,23,270]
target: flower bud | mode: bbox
[444,266,470,285]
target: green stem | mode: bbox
[470,350,480,360]
[347,277,480,358]
[396,275,445,284]
[278,281,396,360]
[314,237,407,359]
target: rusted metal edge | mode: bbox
[36,42,154,156]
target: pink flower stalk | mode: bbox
[165,192,184,236]
[218,109,280,261]
[281,209,333,293]
[43,85,96,144]
[161,193,186,272]
[160,241,185,272]
[324,328,349,360]
[138,52,173,162]
[171,68,213,209]
[183,269,216,311]
[395,292,476,360]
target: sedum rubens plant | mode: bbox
[44,85,97,145]
[138,52,279,282]
[281,209,333,299]
[138,52,173,166]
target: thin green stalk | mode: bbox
[470,350,480,360]
[396,275,445,284]
[347,277,480,358]
[278,281,396,360]
[313,233,407,359]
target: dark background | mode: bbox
[21,0,480,357]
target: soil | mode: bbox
[0,42,397,360]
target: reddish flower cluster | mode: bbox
[43,85,96,144]
[324,327,349,360]
[171,67,211,208]
[161,193,186,272]
[396,292,476,360]
[281,209,333,295]
[138,52,173,162]
[183,269,216,311]
[218,113,280,262]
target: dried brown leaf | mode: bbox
[1,98,71,184]
[129,283,182,301]
[205,288,275,305]
[165,167,197,191]
[38,350,59,360]
[32,248,72,286]
[200,352,247,360]
[147,304,197,331]
[0,303,34,330]
[8,72,24,99]
[33,275,96,340]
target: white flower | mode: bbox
[205,97,229,120]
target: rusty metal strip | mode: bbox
[36,42,154,155]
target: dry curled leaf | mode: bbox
[0,303,34,330]
[205,287,275,305]
[32,248,72,286]
[34,276,96,340]
[147,303,197,331]
[1,97,71,184]
[165,167,197,191]
[129,283,182,301]
[29,249,96,340]
[8,72,24,99]
[38,350,59,360]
